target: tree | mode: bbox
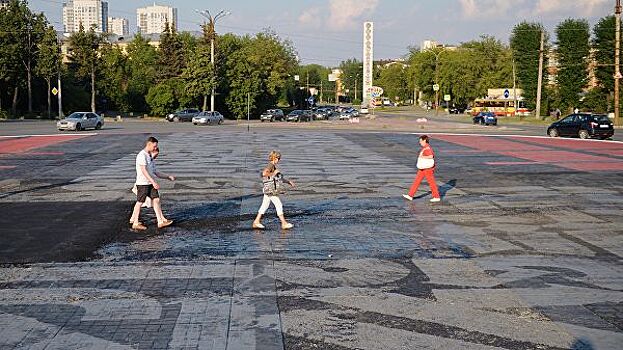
[35,26,61,117]
[377,63,409,103]
[461,35,513,96]
[0,0,46,114]
[99,42,128,111]
[126,34,159,112]
[593,15,620,111]
[68,23,103,112]
[146,81,176,116]
[296,64,331,104]
[339,58,363,102]
[556,18,590,112]
[157,22,185,81]
[182,44,216,111]
[510,22,549,110]
[408,50,436,102]
[225,31,297,118]
[437,49,482,105]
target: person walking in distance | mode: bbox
[403,135,441,202]
[253,151,295,230]
[130,137,174,230]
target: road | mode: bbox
[0,119,622,349]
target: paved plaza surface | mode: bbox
[0,119,622,349]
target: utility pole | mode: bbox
[57,37,63,118]
[535,30,545,119]
[355,73,359,103]
[197,9,230,112]
[615,0,621,127]
[512,57,518,118]
[320,80,323,104]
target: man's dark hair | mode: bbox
[146,136,158,145]
[419,135,429,143]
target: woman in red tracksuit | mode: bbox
[403,135,441,202]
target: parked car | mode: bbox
[339,111,355,120]
[192,111,224,125]
[360,106,369,114]
[473,112,498,126]
[312,108,329,120]
[547,113,614,139]
[57,112,104,131]
[286,110,312,122]
[449,106,466,114]
[166,108,200,122]
[260,109,285,122]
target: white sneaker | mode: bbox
[402,194,413,201]
[430,197,441,203]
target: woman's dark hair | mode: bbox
[419,135,429,143]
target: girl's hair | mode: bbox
[268,150,281,162]
[419,135,429,143]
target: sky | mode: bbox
[28,0,614,66]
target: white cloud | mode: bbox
[535,0,608,16]
[298,7,322,27]
[327,0,380,30]
[458,0,516,18]
[298,0,380,30]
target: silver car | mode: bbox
[57,112,104,131]
[192,111,224,125]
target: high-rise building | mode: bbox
[62,0,108,33]
[137,3,177,34]
[108,17,129,36]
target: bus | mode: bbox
[471,99,530,117]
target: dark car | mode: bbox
[312,108,330,120]
[449,106,466,114]
[473,112,498,126]
[166,108,200,122]
[260,109,285,122]
[547,113,614,139]
[286,110,312,122]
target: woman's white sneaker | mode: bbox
[402,194,413,201]
[430,198,441,202]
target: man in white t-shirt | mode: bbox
[129,136,174,230]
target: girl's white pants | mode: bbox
[258,195,283,216]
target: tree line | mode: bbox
[0,0,298,119]
[1,0,620,118]
[379,18,619,115]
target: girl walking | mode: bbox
[253,151,295,230]
[403,135,441,202]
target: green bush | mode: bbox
[146,82,176,116]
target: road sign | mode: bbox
[432,84,440,91]
[51,87,58,96]
[367,86,383,98]
[443,94,451,102]
[294,75,300,81]
[504,89,510,98]
[328,74,337,82]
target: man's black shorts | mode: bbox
[136,184,160,202]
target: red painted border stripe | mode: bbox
[0,135,89,154]
[486,161,540,165]
[0,165,16,170]
[435,134,623,172]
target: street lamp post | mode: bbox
[433,49,445,116]
[615,0,621,127]
[197,9,230,112]
[57,36,63,118]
